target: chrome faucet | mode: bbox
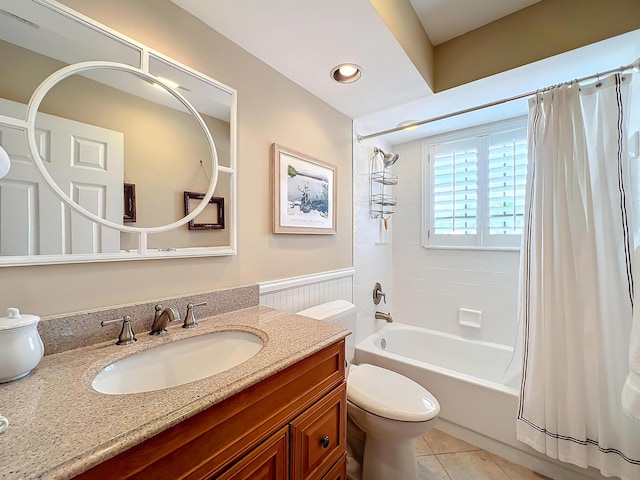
[101,315,137,345]
[150,305,180,335]
[182,301,207,328]
[375,311,393,323]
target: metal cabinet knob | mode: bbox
[321,436,330,448]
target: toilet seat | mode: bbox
[347,364,440,422]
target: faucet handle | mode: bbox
[154,304,163,319]
[101,315,137,345]
[373,282,386,305]
[183,302,207,329]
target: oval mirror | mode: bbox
[29,63,218,231]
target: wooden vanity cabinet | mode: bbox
[76,340,346,480]
[290,386,345,480]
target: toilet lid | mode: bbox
[347,364,440,422]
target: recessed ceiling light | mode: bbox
[330,63,362,84]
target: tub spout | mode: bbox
[375,311,393,323]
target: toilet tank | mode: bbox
[297,300,356,360]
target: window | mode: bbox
[423,117,528,249]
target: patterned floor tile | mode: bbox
[417,455,451,480]
[414,435,435,456]
[488,453,552,480]
[423,428,480,455]
[436,451,511,480]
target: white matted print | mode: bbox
[272,144,336,234]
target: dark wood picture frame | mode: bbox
[184,191,225,230]
[123,183,136,223]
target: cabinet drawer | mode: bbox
[321,454,347,480]
[216,426,288,480]
[290,383,346,480]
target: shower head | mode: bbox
[374,147,399,168]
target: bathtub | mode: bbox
[354,322,520,448]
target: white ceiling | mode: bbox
[171,0,639,146]
[171,0,431,120]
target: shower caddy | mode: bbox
[369,147,397,223]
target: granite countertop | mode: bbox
[0,306,349,480]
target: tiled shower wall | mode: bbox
[353,126,394,343]
[391,140,520,346]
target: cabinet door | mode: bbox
[216,426,288,480]
[290,384,346,480]
[321,454,347,480]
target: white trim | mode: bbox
[0,246,236,267]
[259,267,355,294]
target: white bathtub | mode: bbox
[354,323,520,448]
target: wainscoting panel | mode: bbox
[259,268,354,313]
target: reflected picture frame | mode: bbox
[123,183,136,223]
[184,191,224,230]
[271,143,336,234]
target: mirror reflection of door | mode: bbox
[0,99,123,255]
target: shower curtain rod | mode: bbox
[356,60,639,142]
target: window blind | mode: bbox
[487,128,527,235]
[423,117,528,249]
[433,139,477,235]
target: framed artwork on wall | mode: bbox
[271,143,336,234]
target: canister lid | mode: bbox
[0,308,40,330]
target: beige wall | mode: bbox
[369,0,435,91]
[434,0,640,91]
[2,0,353,316]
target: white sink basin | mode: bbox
[92,330,264,395]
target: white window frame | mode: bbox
[422,116,528,250]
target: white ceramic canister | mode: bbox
[0,308,44,383]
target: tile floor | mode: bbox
[414,429,551,480]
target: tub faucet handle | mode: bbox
[373,282,386,305]
[101,315,137,345]
[183,302,207,329]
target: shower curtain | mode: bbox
[517,73,640,480]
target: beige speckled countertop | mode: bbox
[0,306,349,480]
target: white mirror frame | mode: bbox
[0,0,238,266]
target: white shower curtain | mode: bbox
[517,73,640,479]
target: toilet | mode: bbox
[297,300,440,480]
